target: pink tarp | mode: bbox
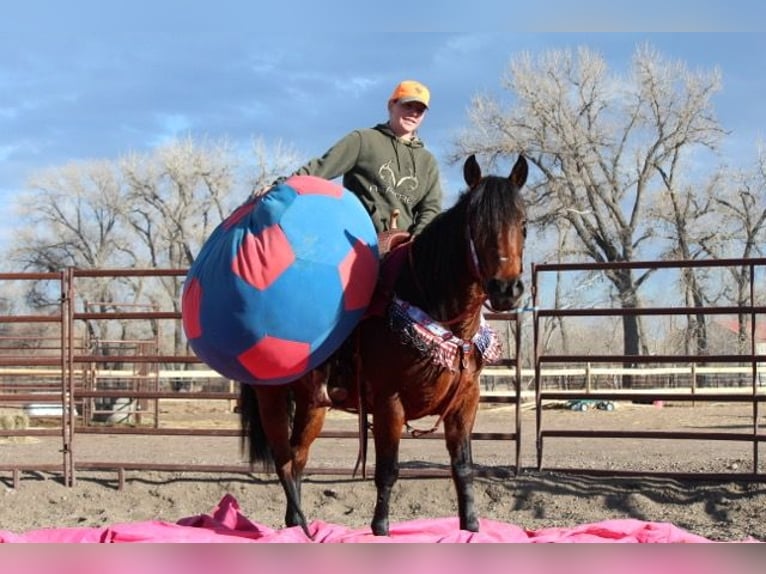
[0,494,738,543]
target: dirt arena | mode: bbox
[1,400,765,541]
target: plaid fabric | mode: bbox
[388,296,503,371]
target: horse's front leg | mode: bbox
[371,396,405,536]
[444,388,480,532]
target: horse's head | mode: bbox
[463,153,528,312]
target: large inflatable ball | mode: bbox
[182,176,379,385]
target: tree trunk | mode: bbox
[614,269,641,389]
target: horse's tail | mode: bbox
[239,384,274,470]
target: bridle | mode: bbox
[406,174,526,325]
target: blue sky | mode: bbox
[2,2,766,251]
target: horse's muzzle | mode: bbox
[486,278,524,311]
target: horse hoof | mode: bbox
[296,521,314,539]
[371,520,389,536]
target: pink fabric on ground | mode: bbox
[0,494,751,543]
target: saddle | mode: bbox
[376,209,411,257]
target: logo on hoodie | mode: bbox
[377,160,418,204]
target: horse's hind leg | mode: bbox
[444,394,480,532]
[255,383,311,535]
[371,398,405,536]
[289,370,328,510]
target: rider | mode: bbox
[288,79,443,235]
[275,80,444,406]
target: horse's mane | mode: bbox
[398,174,525,315]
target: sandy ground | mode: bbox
[1,400,765,541]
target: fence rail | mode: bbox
[531,257,766,477]
[2,259,766,487]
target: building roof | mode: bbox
[716,317,766,342]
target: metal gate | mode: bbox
[0,268,523,487]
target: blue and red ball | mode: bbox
[182,176,379,385]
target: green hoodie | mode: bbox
[293,123,443,234]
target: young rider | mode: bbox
[290,79,443,235]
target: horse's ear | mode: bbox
[463,154,482,189]
[509,154,528,189]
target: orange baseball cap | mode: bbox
[389,80,430,108]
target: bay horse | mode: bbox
[240,153,528,537]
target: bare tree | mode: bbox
[8,160,139,351]
[453,44,725,373]
[10,160,132,313]
[699,145,766,351]
[245,137,305,196]
[120,136,235,270]
[537,219,580,356]
[12,160,129,272]
[650,172,723,355]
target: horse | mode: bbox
[239,153,528,537]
